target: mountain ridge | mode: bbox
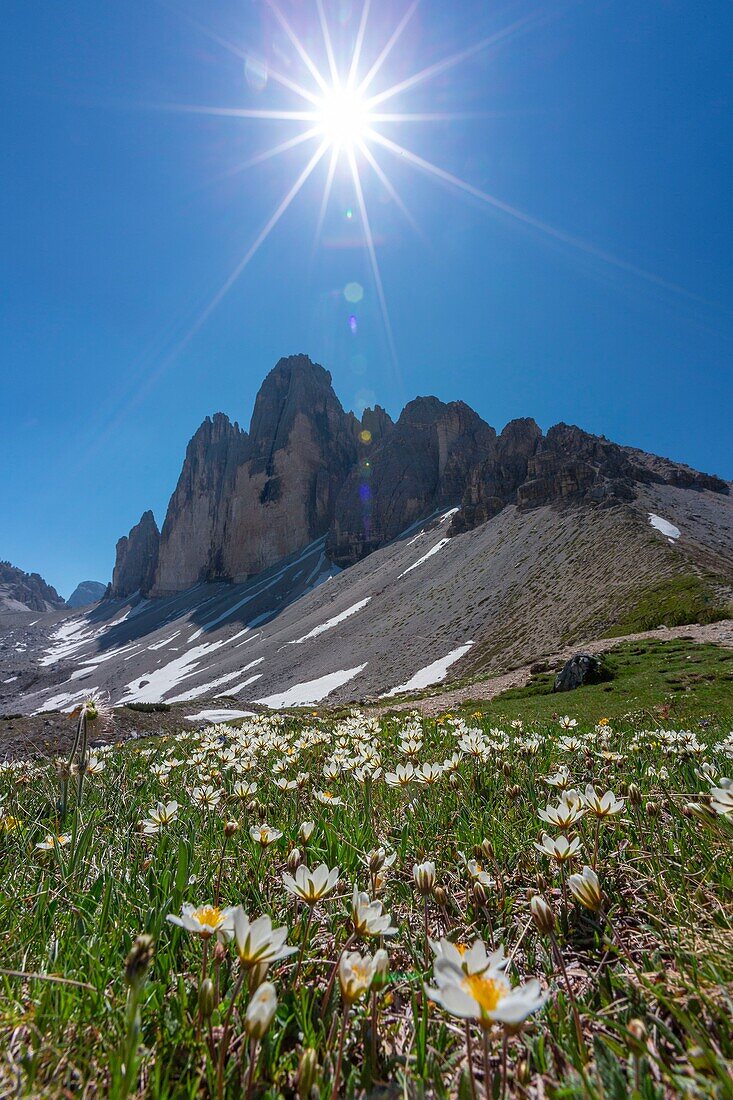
[109,353,729,598]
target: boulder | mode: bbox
[553,653,610,692]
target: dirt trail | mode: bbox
[378,618,733,717]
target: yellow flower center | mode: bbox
[463,973,506,1013]
[194,905,224,929]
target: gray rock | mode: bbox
[111,511,160,598]
[553,653,609,692]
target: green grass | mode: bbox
[603,574,731,637]
[458,639,733,727]
[1,681,732,1098]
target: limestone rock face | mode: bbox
[217,355,358,579]
[451,420,730,536]
[451,418,542,533]
[111,511,160,598]
[110,354,730,598]
[328,397,495,566]
[0,561,65,612]
[153,414,248,594]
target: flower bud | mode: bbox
[368,848,385,873]
[298,821,315,844]
[567,866,603,912]
[224,820,239,838]
[244,981,277,1040]
[473,882,487,907]
[124,934,154,988]
[433,885,448,908]
[198,977,216,1020]
[628,1019,646,1046]
[287,847,303,871]
[530,894,555,935]
[372,947,390,990]
[645,801,659,817]
[413,861,436,896]
[627,783,641,806]
[297,1048,318,1099]
[502,761,512,776]
[448,773,461,788]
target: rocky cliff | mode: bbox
[109,353,730,596]
[110,511,160,598]
[0,562,65,613]
[328,397,495,566]
[218,355,359,580]
[153,414,248,594]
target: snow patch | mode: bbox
[383,643,474,697]
[289,598,371,644]
[116,638,231,704]
[217,672,263,697]
[648,513,680,540]
[255,665,367,709]
[148,631,181,651]
[399,538,451,577]
[184,708,255,723]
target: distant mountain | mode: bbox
[0,561,65,613]
[66,581,106,609]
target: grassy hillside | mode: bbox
[461,638,733,726]
[1,670,733,1098]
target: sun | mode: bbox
[316,82,371,151]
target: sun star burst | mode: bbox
[153,0,701,378]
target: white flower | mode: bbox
[191,784,222,809]
[350,888,398,938]
[167,903,233,939]
[427,938,546,1030]
[35,833,71,850]
[282,862,340,904]
[244,981,277,1039]
[559,716,578,730]
[339,950,380,1004]
[413,861,436,895]
[710,780,733,817]
[533,833,581,863]
[385,763,416,788]
[249,824,283,847]
[538,796,585,829]
[430,937,507,977]
[225,907,297,967]
[142,800,179,835]
[314,790,345,806]
[583,784,624,817]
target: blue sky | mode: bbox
[2,0,731,597]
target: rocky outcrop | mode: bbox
[328,397,495,566]
[111,511,160,598]
[66,581,106,609]
[0,561,65,613]
[451,418,542,533]
[153,414,248,594]
[451,421,729,536]
[218,355,358,579]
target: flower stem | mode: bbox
[295,905,314,983]
[321,933,355,1017]
[549,933,588,1064]
[482,1028,492,1100]
[244,1038,259,1100]
[330,1007,349,1100]
[216,968,246,1100]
